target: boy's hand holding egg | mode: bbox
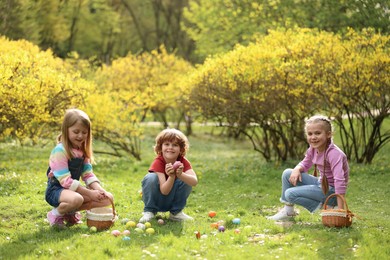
[172,161,183,177]
[172,161,181,171]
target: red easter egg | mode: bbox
[208,211,217,218]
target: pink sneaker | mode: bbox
[47,210,65,227]
[64,212,83,226]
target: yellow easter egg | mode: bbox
[146,228,155,234]
[145,222,152,228]
[126,221,136,228]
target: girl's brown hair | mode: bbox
[306,115,333,194]
[57,108,93,162]
[154,128,189,156]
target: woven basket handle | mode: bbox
[323,193,349,212]
[107,196,116,222]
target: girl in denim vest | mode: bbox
[45,108,113,227]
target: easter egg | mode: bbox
[157,219,165,225]
[144,222,152,228]
[136,223,145,230]
[232,218,241,225]
[90,226,97,232]
[81,225,89,230]
[195,231,201,239]
[172,161,181,170]
[210,222,219,229]
[218,226,225,232]
[243,225,252,231]
[122,230,131,236]
[226,214,234,222]
[146,228,155,234]
[217,220,225,225]
[111,230,121,237]
[122,236,131,241]
[208,211,217,218]
[121,218,130,225]
[234,228,241,234]
[134,228,144,233]
[125,221,136,228]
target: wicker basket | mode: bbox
[321,194,353,228]
[86,198,117,231]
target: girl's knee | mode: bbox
[101,196,113,207]
[282,168,293,179]
[68,193,84,208]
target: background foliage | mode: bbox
[0,37,93,144]
[0,0,389,162]
[184,0,390,62]
[87,47,194,159]
[188,28,390,163]
[1,0,388,63]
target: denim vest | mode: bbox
[46,157,85,184]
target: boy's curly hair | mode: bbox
[154,128,189,156]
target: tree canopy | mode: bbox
[1,0,388,63]
[183,0,390,62]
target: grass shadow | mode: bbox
[281,219,363,259]
[0,226,81,258]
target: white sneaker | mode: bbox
[267,208,297,221]
[169,211,193,221]
[139,212,155,223]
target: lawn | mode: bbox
[0,126,389,259]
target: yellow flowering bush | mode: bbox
[89,47,194,159]
[188,28,389,162]
[0,37,93,143]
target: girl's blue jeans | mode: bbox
[280,168,337,212]
[141,172,192,215]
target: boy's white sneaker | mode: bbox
[169,211,193,221]
[267,208,297,221]
[139,212,155,223]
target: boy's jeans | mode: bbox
[141,172,192,215]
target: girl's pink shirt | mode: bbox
[298,142,349,194]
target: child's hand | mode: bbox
[289,168,302,186]
[172,161,181,171]
[101,191,114,203]
[90,189,106,201]
[174,163,184,177]
[165,163,176,177]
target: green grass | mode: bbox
[1,126,389,259]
